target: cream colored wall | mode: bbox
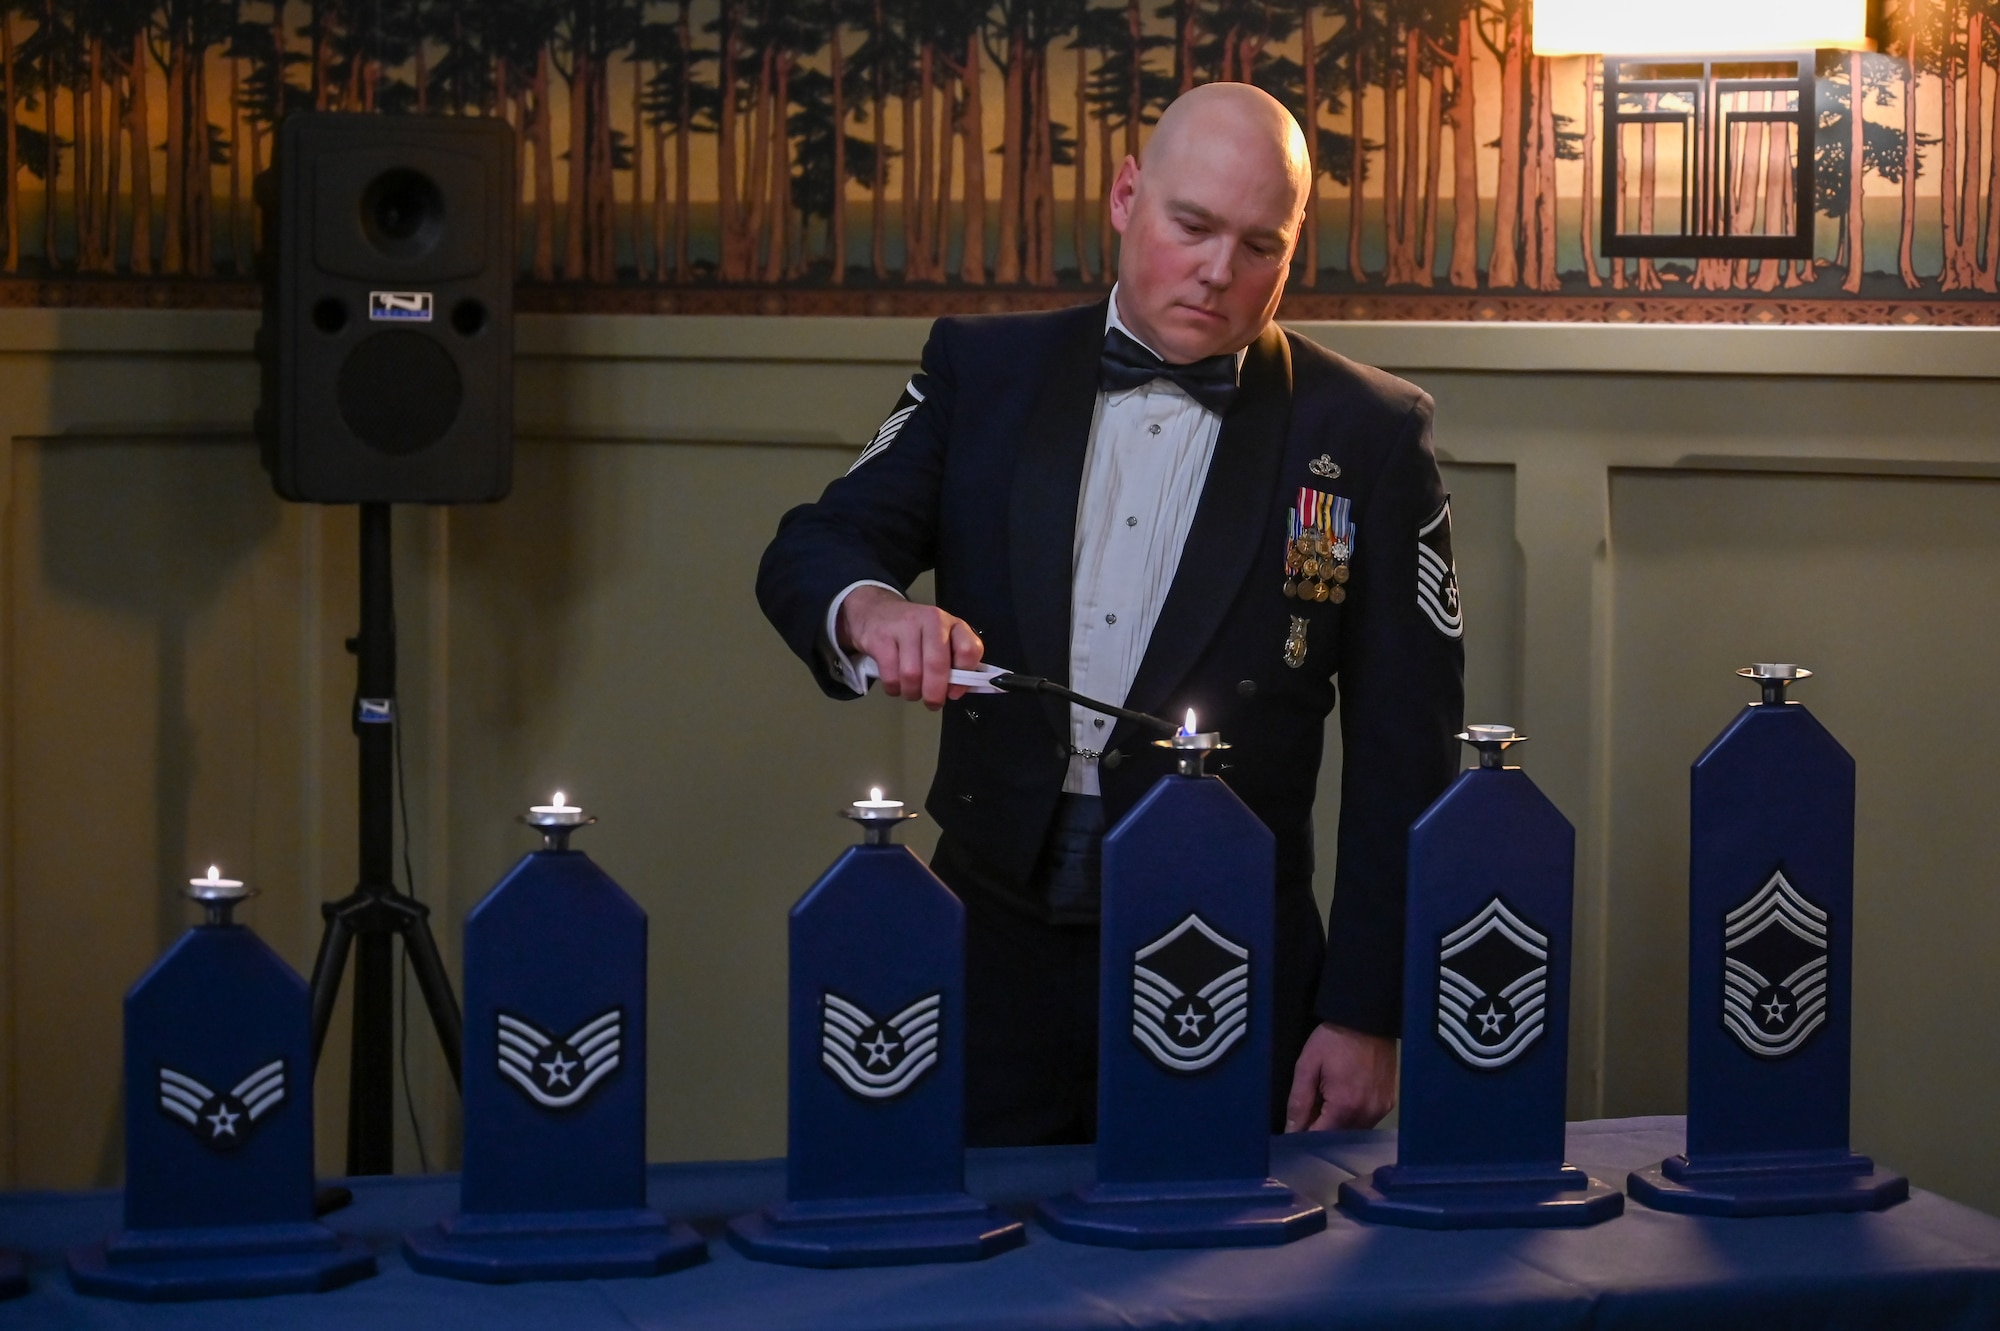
[0,312,1995,1215]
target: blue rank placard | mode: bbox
[68,912,375,1300]
[1630,667,1907,1216]
[1037,739,1324,1248]
[729,807,1024,1266]
[404,819,706,1280]
[1340,728,1621,1228]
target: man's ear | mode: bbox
[1108,156,1142,234]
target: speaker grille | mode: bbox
[336,330,464,456]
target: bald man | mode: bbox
[759,84,1463,1145]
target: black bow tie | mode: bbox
[1098,326,1240,414]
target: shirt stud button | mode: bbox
[1148,423,1162,436]
[1126,516,1138,527]
[1105,613,1117,625]
[1093,718,1105,729]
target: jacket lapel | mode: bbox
[1008,301,1107,740]
[1122,323,1294,729]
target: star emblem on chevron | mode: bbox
[495,1008,623,1110]
[157,1059,286,1152]
[1130,913,1251,1075]
[820,990,941,1100]
[1435,897,1550,1071]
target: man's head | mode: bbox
[1108,82,1311,364]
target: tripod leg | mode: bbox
[309,910,357,1064]
[348,932,397,1175]
[400,916,464,1088]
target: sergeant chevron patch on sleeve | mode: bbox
[847,379,927,475]
[1417,499,1463,640]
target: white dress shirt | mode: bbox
[827,287,1239,798]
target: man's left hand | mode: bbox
[1284,1022,1398,1131]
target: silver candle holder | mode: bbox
[843,788,921,846]
[1154,728,1228,778]
[186,866,256,927]
[520,793,597,851]
[1460,723,1528,769]
[1738,662,1812,707]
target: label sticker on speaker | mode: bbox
[369,291,434,321]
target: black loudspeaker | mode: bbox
[257,113,515,504]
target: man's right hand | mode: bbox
[837,586,985,709]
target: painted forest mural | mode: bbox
[0,0,1996,321]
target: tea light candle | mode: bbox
[852,787,904,816]
[189,864,246,895]
[528,792,586,826]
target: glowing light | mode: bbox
[1531,0,1869,56]
[207,865,219,880]
[871,787,883,802]
[552,791,567,808]
[1183,709,1198,735]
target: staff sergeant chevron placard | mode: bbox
[68,894,374,1299]
[820,991,940,1101]
[1436,899,1549,1072]
[730,799,1022,1267]
[1721,871,1828,1059]
[1131,914,1251,1074]
[496,1009,622,1109]
[1340,727,1621,1229]
[404,810,705,1282]
[1630,667,1907,1217]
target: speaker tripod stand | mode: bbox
[308,502,464,1175]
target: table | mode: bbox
[2,1117,1997,1330]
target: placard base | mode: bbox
[1036,1177,1325,1249]
[0,1250,25,1300]
[403,1207,706,1283]
[68,1222,375,1301]
[1629,1152,1909,1217]
[1338,1162,1623,1229]
[728,1191,1025,1267]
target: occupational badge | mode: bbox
[1284,614,1309,668]
[1283,487,1353,603]
[1308,454,1342,480]
[1417,499,1463,639]
[157,1058,286,1151]
[496,1008,624,1110]
[1436,898,1549,1071]
[820,990,942,1101]
[1722,870,1828,1059]
[1131,913,1251,1075]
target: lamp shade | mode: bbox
[1531,0,1870,56]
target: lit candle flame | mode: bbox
[207,865,220,880]
[1183,708,1198,736]
[552,791,567,808]
[870,787,883,802]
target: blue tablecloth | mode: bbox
[3,1117,1997,1330]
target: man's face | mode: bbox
[1108,125,1304,364]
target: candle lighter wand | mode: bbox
[988,674,1180,735]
